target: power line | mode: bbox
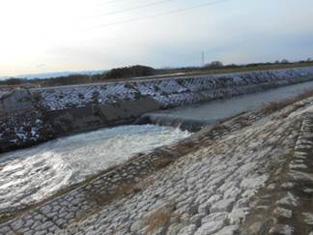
[92,0,178,18]
[89,0,229,29]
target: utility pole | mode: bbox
[201,51,205,67]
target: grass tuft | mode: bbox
[144,202,178,233]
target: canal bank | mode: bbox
[2,86,313,234]
[1,66,313,153]
[2,78,313,221]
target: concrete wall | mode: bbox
[0,90,35,114]
[46,98,161,135]
[1,66,313,153]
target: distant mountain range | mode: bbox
[0,70,107,80]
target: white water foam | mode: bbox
[0,125,190,212]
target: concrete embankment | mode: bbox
[1,66,313,152]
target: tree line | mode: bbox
[1,58,312,87]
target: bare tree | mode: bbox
[281,59,289,64]
[205,61,224,69]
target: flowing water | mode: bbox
[0,125,190,212]
[144,81,313,130]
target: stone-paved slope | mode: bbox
[2,93,313,234]
[58,113,298,234]
[240,111,313,235]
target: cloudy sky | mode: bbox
[0,0,312,77]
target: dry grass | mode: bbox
[145,209,171,232]
[88,183,142,207]
[86,175,155,206]
[260,101,289,114]
[153,157,174,168]
[144,202,178,233]
[72,176,157,223]
[178,140,198,153]
[178,62,313,78]
[260,89,313,115]
[75,179,152,223]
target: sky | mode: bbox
[0,0,312,77]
